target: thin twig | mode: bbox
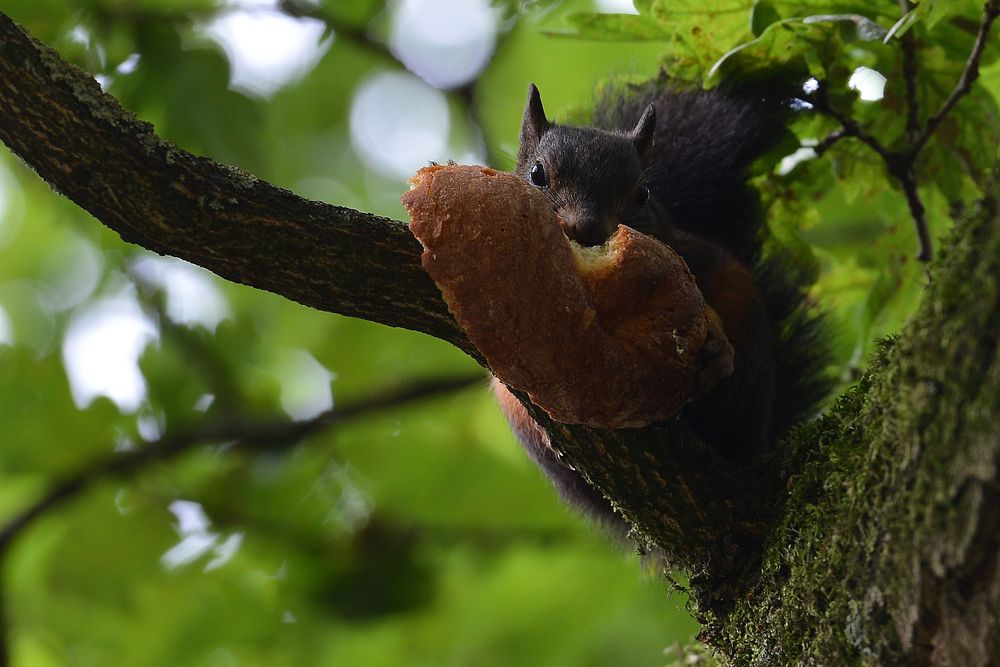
[814,1,998,261]
[894,0,930,259]
[898,0,921,144]
[813,128,847,156]
[813,85,894,163]
[910,0,999,157]
[0,374,482,552]
[0,373,482,665]
[895,164,933,261]
[277,0,398,65]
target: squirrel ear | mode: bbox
[629,102,656,166]
[519,83,549,155]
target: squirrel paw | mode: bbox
[694,308,735,397]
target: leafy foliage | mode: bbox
[0,0,997,664]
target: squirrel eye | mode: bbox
[635,185,650,206]
[529,162,548,187]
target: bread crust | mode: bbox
[402,164,732,428]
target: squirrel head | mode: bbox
[515,83,657,247]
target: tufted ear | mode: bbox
[518,84,549,161]
[629,102,656,166]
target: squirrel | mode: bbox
[493,76,832,529]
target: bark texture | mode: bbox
[2,12,998,665]
[0,11,761,582]
[0,13,465,354]
[710,188,1000,665]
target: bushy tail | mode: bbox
[593,74,833,438]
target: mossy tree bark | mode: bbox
[712,187,1000,665]
[2,12,997,666]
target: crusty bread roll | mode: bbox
[402,164,732,428]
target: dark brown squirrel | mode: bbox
[494,78,831,529]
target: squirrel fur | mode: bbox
[494,75,832,529]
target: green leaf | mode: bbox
[751,0,782,36]
[554,12,673,40]
[801,13,888,42]
[645,0,758,70]
[4,2,998,663]
[708,19,824,81]
[884,7,920,42]
[709,11,893,81]
[920,0,982,31]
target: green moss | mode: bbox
[701,178,1000,664]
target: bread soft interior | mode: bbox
[568,237,614,274]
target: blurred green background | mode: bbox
[0,0,996,665]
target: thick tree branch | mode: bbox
[0,12,474,358]
[0,11,771,588]
[3,11,1000,665]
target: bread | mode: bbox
[402,164,733,428]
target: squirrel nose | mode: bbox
[559,210,614,247]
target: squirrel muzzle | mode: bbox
[557,205,618,247]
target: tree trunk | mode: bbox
[1,13,997,665]
[711,184,1000,665]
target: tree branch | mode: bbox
[0,9,775,590]
[276,0,398,64]
[898,0,921,144]
[0,12,475,359]
[813,0,998,262]
[813,128,847,156]
[0,374,483,555]
[813,84,893,163]
[0,373,482,665]
[3,11,1000,665]
[894,162,933,261]
[910,0,999,157]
